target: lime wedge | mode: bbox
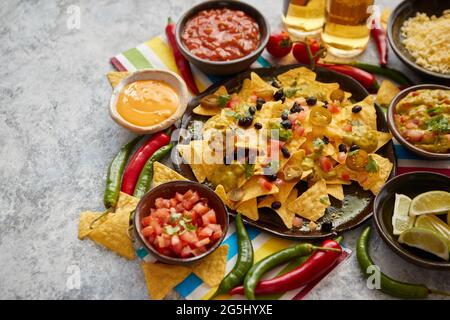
[399,227,449,261]
[409,191,450,216]
[392,193,414,235]
[415,215,450,250]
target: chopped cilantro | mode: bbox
[218,94,231,108]
[164,225,180,235]
[425,115,449,133]
[169,212,182,223]
[365,156,379,173]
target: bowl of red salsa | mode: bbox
[134,180,229,265]
[175,0,269,76]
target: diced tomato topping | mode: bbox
[180,231,198,244]
[227,94,240,109]
[153,208,170,224]
[175,192,184,202]
[195,238,211,248]
[250,93,257,103]
[211,230,223,241]
[180,246,192,258]
[328,102,340,113]
[405,129,424,142]
[293,124,305,137]
[341,170,351,181]
[171,235,183,255]
[343,124,352,132]
[292,216,304,228]
[259,177,273,191]
[319,156,333,173]
[169,198,178,207]
[155,197,171,209]
[192,202,210,215]
[337,151,347,163]
[198,226,214,239]
[192,246,207,256]
[141,216,152,227]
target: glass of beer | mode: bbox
[321,0,373,57]
[282,0,325,39]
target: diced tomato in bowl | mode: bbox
[135,181,228,264]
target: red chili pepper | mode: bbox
[229,239,342,296]
[318,63,379,92]
[166,17,200,95]
[120,130,171,195]
[371,17,388,66]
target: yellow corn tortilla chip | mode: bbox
[237,198,259,221]
[193,105,221,116]
[214,184,238,210]
[152,161,187,187]
[116,191,140,214]
[376,80,400,108]
[259,189,298,228]
[288,179,330,222]
[107,72,130,89]
[327,184,344,201]
[275,179,300,203]
[238,78,254,102]
[374,131,393,152]
[78,211,104,240]
[192,245,229,287]
[141,262,191,300]
[277,67,316,87]
[368,154,393,195]
[238,176,279,205]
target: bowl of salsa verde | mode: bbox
[175,0,270,76]
[387,84,450,159]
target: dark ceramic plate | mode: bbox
[173,64,397,240]
[388,0,450,82]
[373,172,450,269]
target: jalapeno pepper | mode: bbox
[357,226,450,299]
[243,243,341,300]
[209,213,253,300]
[104,136,142,209]
[133,143,173,198]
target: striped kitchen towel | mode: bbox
[111,34,448,300]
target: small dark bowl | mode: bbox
[175,0,270,76]
[387,84,450,160]
[134,180,229,265]
[387,0,450,82]
[373,172,450,269]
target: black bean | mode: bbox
[322,136,329,144]
[254,122,262,130]
[256,97,265,110]
[321,221,333,232]
[271,201,282,210]
[238,116,253,128]
[306,96,317,106]
[290,102,303,113]
[352,105,362,113]
[271,79,281,88]
[349,144,360,152]
[338,143,347,153]
[281,112,289,120]
[281,119,292,129]
[273,89,284,101]
[248,106,256,115]
[266,174,278,181]
[322,104,328,109]
[281,146,290,158]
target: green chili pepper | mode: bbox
[244,243,340,300]
[133,143,174,198]
[357,226,450,299]
[210,213,253,300]
[104,136,142,209]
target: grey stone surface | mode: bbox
[0,0,447,300]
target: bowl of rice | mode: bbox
[388,0,450,81]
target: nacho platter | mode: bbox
[174,64,396,240]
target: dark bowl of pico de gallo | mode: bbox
[175,0,270,76]
[134,180,229,265]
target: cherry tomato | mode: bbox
[266,31,293,58]
[346,149,369,171]
[309,106,332,126]
[292,38,321,65]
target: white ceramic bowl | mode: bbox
[109,69,189,134]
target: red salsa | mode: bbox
[181,8,260,61]
[141,189,223,258]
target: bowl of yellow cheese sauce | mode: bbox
[109,69,189,134]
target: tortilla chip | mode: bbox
[368,154,393,195]
[141,262,191,300]
[376,80,400,108]
[288,179,330,222]
[193,105,222,116]
[238,176,279,204]
[116,191,140,214]
[78,211,104,240]
[214,184,228,204]
[327,184,344,201]
[374,131,393,152]
[238,78,254,102]
[237,198,259,221]
[107,72,130,89]
[192,245,229,287]
[259,189,298,228]
[277,67,316,87]
[152,161,187,187]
